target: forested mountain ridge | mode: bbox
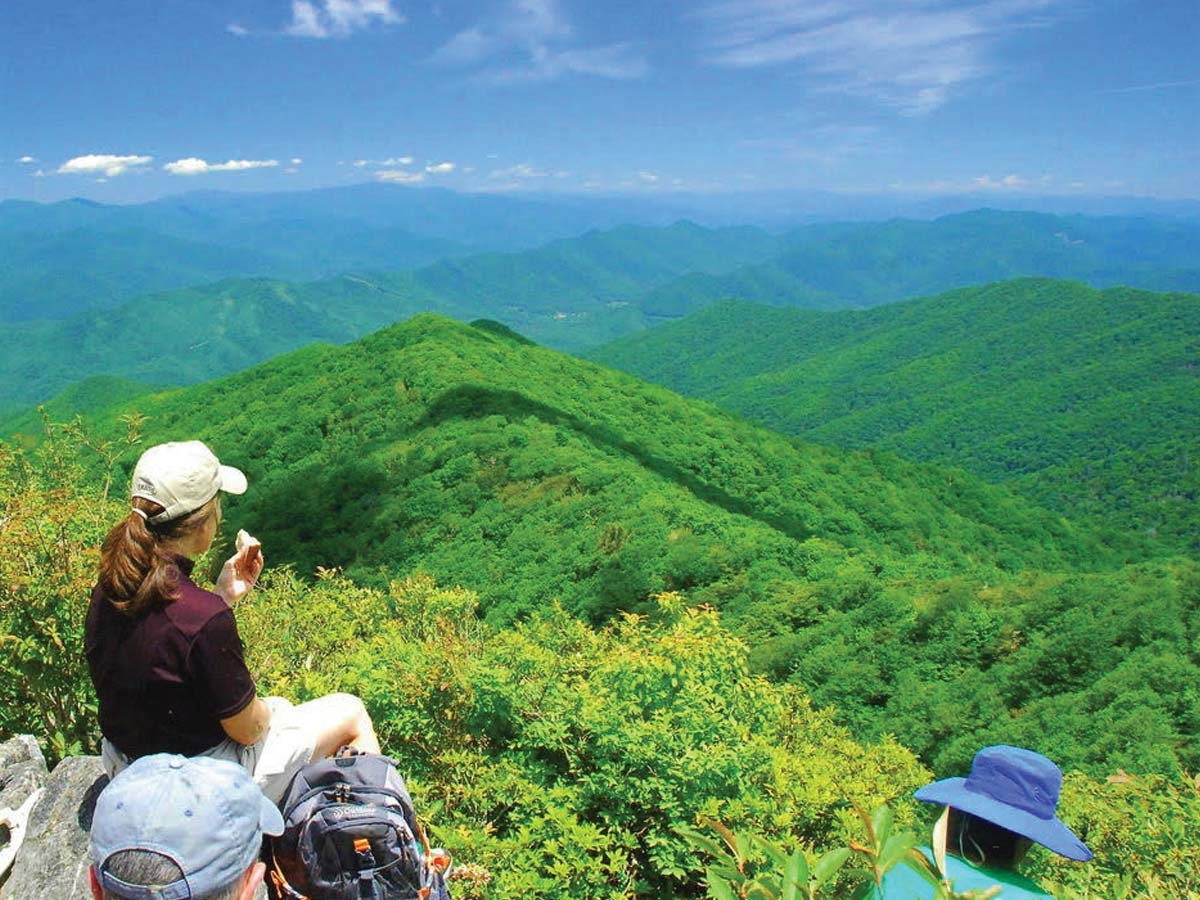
[23,312,1197,781]
[59,313,1111,607]
[590,278,1200,551]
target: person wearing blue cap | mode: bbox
[876,745,1092,899]
[89,753,284,900]
[86,440,380,803]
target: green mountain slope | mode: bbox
[0,221,781,415]
[589,278,1200,550]
[639,210,1200,316]
[18,313,1200,776]
[67,313,1114,603]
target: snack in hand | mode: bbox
[236,528,262,569]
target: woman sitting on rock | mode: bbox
[85,440,380,802]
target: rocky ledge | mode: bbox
[0,734,104,899]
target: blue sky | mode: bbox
[2,0,1197,204]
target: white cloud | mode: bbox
[286,0,403,38]
[433,0,646,82]
[353,156,416,169]
[638,171,659,183]
[425,161,456,174]
[377,169,427,184]
[490,162,550,179]
[163,158,280,175]
[227,23,249,36]
[291,157,303,165]
[58,154,153,177]
[696,0,1065,114]
[973,173,1030,190]
[889,172,1055,193]
[18,156,37,164]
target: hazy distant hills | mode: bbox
[589,278,1200,549]
[7,209,1200,418]
[7,194,1198,329]
[0,184,692,322]
[0,222,782,414]
[638,210,1200,316]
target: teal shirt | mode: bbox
[875,850,1052,899]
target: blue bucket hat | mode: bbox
[915,745,1092,862]
[91,754,284,900]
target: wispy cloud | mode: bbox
[354,156,414,168]
[973,173,1031,190]
[18,156,37,164]
[490,162,551,179]
[740,123,882,165]
[163,158,279,175]
[890,171,1057,193]
[372,159,455,183]
[1103,78,1200,94]
[695,0,1065,114]
[284,0,403,38]
[58,154,153,177]
[376,169,426,184]
[432,0,646,82]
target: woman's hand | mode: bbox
[216,529,264,605]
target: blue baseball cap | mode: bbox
[91,754,284,900]
[915,745,1092,862]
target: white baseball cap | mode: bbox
[131,441,248,525]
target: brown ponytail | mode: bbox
[98,497,219,616]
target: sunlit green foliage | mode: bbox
[0,414,142,761]
[233,573,928,899]
[1,391,1198,898]
[1030,770,1200,900]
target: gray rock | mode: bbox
[0,736,47,812]
[4,754,106,900]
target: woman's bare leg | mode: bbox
[294,692,381,758]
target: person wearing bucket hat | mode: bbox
[86,440,380,804]
[89,753,284,900]
[875,745,1091,899]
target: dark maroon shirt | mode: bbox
[85,556,257,758]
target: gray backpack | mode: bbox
[269,749,450,900]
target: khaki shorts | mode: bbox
[101,696,317,805]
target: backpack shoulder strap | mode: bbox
[269,838,310,900]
